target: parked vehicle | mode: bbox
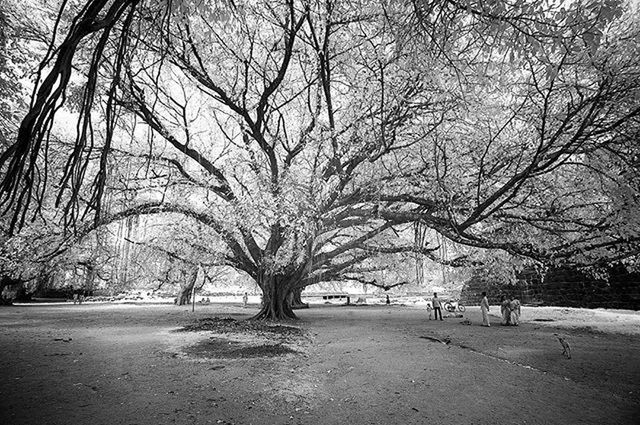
[444,299,465,312]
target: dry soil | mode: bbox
[0,302,639,424]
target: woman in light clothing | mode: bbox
[509,297,521,326]
[480,291,490,327]
[500,295,511,325]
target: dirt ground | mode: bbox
[1,302,639,425]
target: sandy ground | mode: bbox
[0,302,639,425]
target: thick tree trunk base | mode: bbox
[174,290,191,306]
[251,307,298,321]
[251,302,298,321]
[252,277,301,320]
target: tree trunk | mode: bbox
[84,263,96,295]
[175,286,191,306]
[252,274,297,320]
[175,269,198,306]
[290,287,308,309]
[0,277,13,305]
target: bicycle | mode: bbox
[444,300,466,312]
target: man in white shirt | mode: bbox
[431,292,443,321]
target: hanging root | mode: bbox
[0,0,142,234]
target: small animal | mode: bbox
[554,333,571,359]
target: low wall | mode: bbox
[461,265,640,310]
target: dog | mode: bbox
[554,333,571,359]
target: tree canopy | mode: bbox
[1,0,640,318]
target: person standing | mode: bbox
[242,292,249,308]
[500,295,511,325]
[480,291,490,327]
[510,296,521,326]
[432,292,443,321]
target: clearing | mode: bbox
[0,302,638,424]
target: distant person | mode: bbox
[73,288,84,305]
[480,291,490,327]
[510,296,521,326]
[243,292,248,308]
[426,302,433,320]
[431,293,443,321]
[386,294,390,305]
[500,295,511,326]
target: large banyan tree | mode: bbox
[1,0,640,319]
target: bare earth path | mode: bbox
[1,303,639,424]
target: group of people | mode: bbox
[72,288,86,304]
[500,295,521,326]
[479,292,521,327]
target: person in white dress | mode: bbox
[500,295,511,325]
[480,291,490,327]
[509,297,521,326]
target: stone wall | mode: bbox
[461,264,640,310]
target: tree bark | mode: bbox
[174,286,190,306]
[0,277,13,305]
[0,276,22,305]
[175,268,198,306]
[252,274,297,320]
[290,287,309,309]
